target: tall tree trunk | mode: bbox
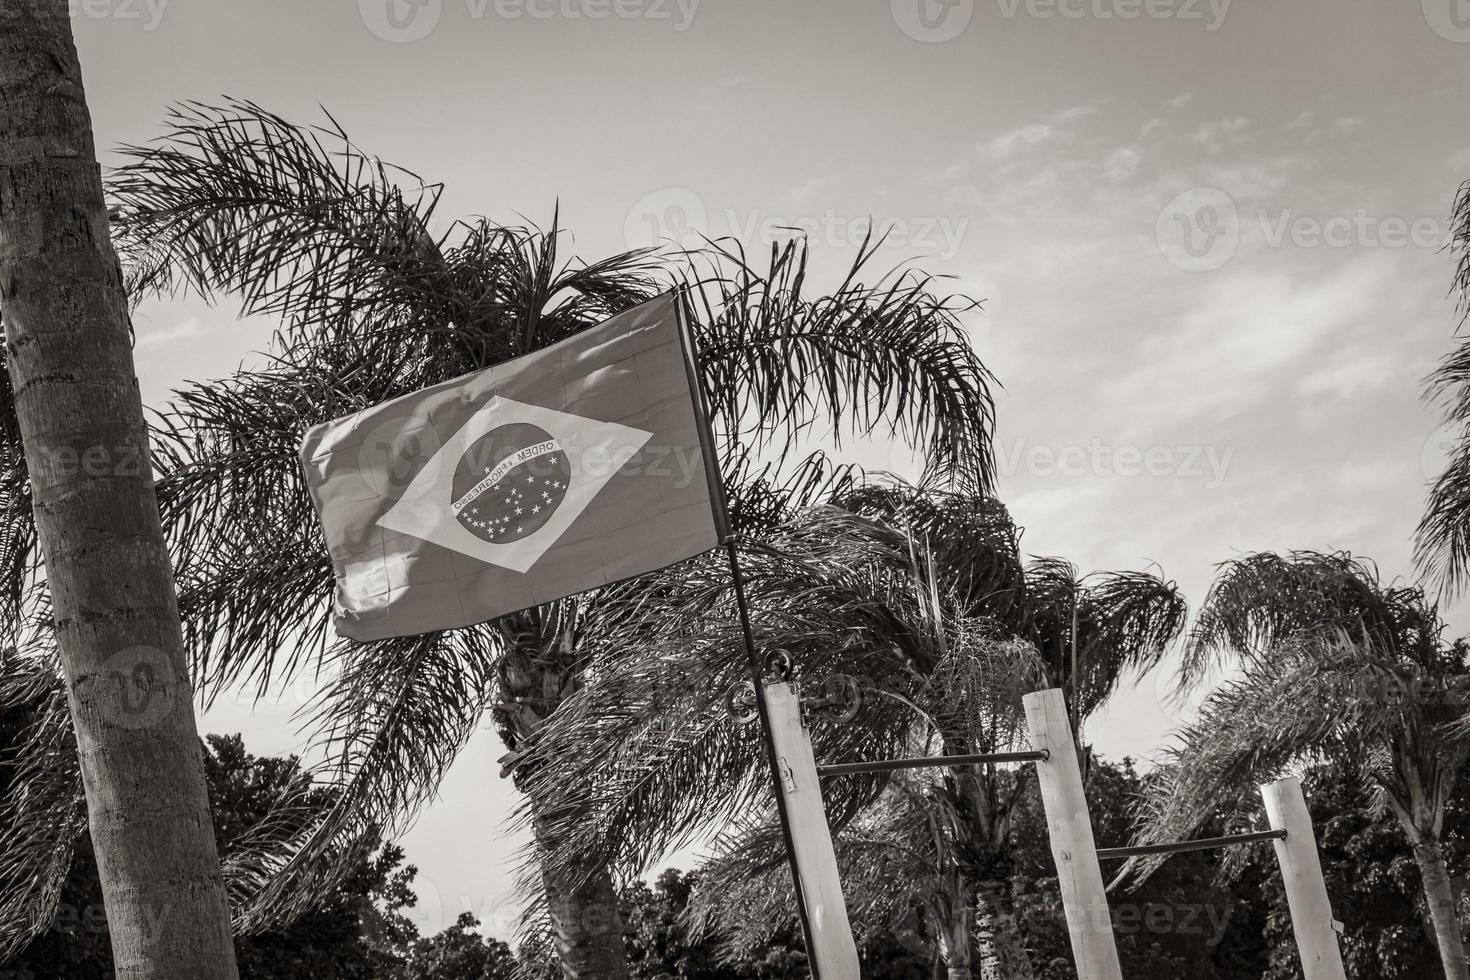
[0,3,238,977]
[497,616,630,980]
[936,896,972,980]
[531,804,631,980]
[974,879,1036,980]
[1413,835,1470,980]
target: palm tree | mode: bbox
[516,485,1186,978]
[1417,180,1470,593]
[1131,550,1470,980]
[0,8,239,977]
[0,100,1000,978]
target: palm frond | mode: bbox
[0,380,39,646]
[231,628,499,931]
[1120,647,1350,886]
[1180,550,1405,690]
[683,236,997,494]
[0,650,86,959]
[110,98,455,342]
[1416,437,1470,600]
[514,502,1047,900]
[1067,568,1189,717]
[841,481,1025,623]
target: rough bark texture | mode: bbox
[974,880,1035,980]
[936,897,972,980]
[532,807,632,980]
[1414,837,1470,980]
[498,617,631,980]
[0,3,238,977]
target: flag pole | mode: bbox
[673,285,822,974]
[723,536,822,972]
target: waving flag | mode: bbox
[300,293,729,640]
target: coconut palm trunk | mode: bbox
[974,879,1034,980]
[0,3,238,977]
[1409,834,1470,980]
[531,808,630,978]
[935,887,973,980]
[498,616,629,978]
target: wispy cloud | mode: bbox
[979,122,1061,161]
[785,175,835,207]
[1189,116,1253,153]
[136,317,203,348]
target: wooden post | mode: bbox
[764,682,861,980]
[1023,689,1122,980]
[1260,777,1347,980]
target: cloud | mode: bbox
[1056,101,1106,123]
[1282,111,1314,133]
[1189,116,1253,153]
[785,176,834,206]
[1107,255,1401,423]
[1104,146,1144,183]
[136,317,203,348]
[1165,92,1196,111]
[979,122,1060,160]
[977,101,1111,162]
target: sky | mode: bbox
[69,0,1470,942]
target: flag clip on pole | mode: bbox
[673,285,825,975]
[1023,689,1123,980]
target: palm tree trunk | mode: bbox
[974,880,1036,980]
[0,4,238,977]
[499,620,630,979]
[936,899,972,980]
[532,805,631,980]
[1413,835,1470,980]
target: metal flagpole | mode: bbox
[672,284,822,974]
[723,536,822,973]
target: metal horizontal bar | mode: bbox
[817,750,1048,778]
[1096,828,1288,861]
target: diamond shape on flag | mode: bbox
[376,396,653,573]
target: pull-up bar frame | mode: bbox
[783,688,1347,980]
[1096,827,1287,861]
[817,749,1048,778]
